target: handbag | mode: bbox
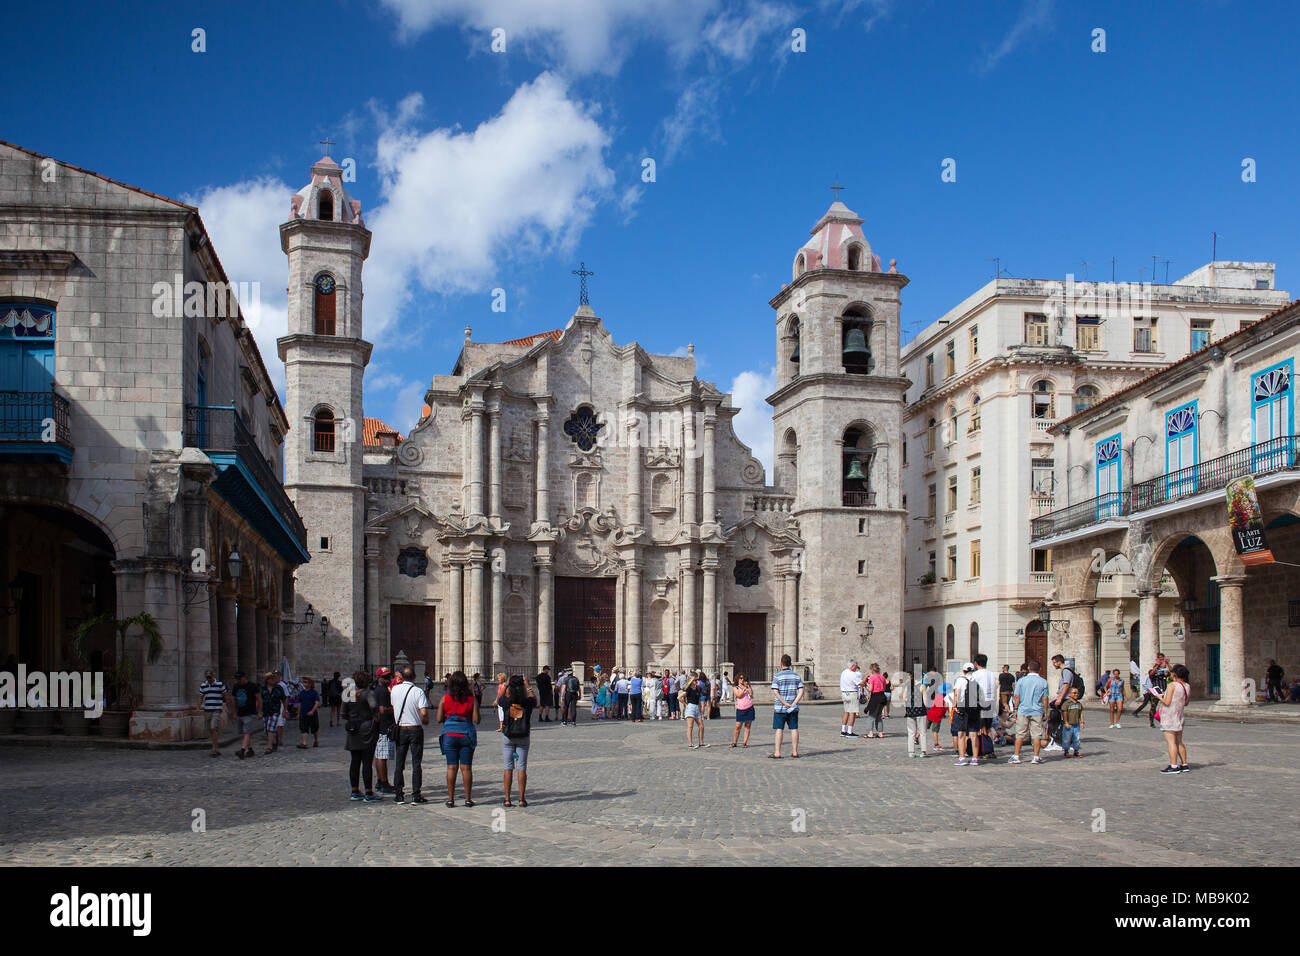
[387,685,413,742]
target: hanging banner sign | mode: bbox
[1226,475,1274,566]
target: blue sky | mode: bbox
[6,0,1299,470]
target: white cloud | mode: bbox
[701,0,795,62]
[363,72,615,336]
[388,380,429,434]
[660,76,724,164]
[980,0,1055,74]
[823,0,892,32]
[728,365,777,476]
[183,177,293,394]
[377,0,716,75]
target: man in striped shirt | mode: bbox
[194,669,232,757]
[770,654,805,758]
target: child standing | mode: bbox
[1062,686,1084,757]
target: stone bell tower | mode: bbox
[766,199,909,672]
[278,154,372,674]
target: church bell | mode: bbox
[843,327,870,357]
[845,457,867,480]
[790,339,800,363]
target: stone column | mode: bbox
[701,551,718,673]
[255,605,269,675]
[535,552,554,671]
[218,588,238,683]
[1059,600,1097,691]
[680,548,696,669]
[468,553,486,676]
[491,551,505,669]
[626,559,643,671]
[236,597,256,679]
[702,407,717,527]
[683,409,698,529]
[447,561,464,672]
[1214,575,1250,708]
[1138,588,1160,678]
[461,407,471,511]
[470,401,486,516]
[626,408,642,528]
[206,580,220,680]
[535,402,551,525]
[488,403,502,522]
[615,566,625,666]
[267,611,282,670]
[782,569,799,662]
[365,541,382,671]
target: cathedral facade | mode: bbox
[282,159,906,683]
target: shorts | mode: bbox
[951,711,968,733]
[443,734,475,766]
[684,703,702,719]
[374,734,394,760]
[841,691,860,714]
[203,711,223,731]
[735,707,755,724]
[772,710,799,731]
[300,713,319,734]
[238,714,257,735]
[501,738,530,770]
[1014,712,1045,741]
[1108,690,1123,703]
[262,714,280,734]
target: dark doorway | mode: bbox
[1024,621,1047,672]
[555,577,616,680]
[728,612,767,681]
[16,571,42,670]
[390,604,437,675]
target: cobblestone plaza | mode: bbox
[1,705,1294,867]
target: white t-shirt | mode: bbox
[840,668,864,694]
[973,668,998,717]
[392,684,429,727]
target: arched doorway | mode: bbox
[1024,619,1047,671]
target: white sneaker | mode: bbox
[1031,755,1043,764]
[969,758,979,766]
[954,757,968,766]
[1115,723,1121,729]
[1007,755,1021,764]
[1044,741,1063,752]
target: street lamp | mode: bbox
[227,549,242,584]
[1,576,23,616]
[1039,600,1070,633]
[320,615,330,640]
[288,603,316,634]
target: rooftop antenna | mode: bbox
[1160,258,1173,283]
[1151,255,1160,285]
[1110,257,1117,282]
[986,257,1006,280]
[1211,232,1219,262]
[1080,259,1089,280]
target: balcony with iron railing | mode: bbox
[1031,491,1129,541]
[1185,605,1220,633]
[0,387,73,462]
[1130,435,1300,513]
[185,405,308,562]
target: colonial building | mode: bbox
[0,141,308,740]
[1032,297,1300,705]
[286,179,906,682]
[900,265,1289,680]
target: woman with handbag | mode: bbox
[730,674,756,748]
[923,675,947,753]
[864,663,888,737]
[899,672,929,757]
[343,671,382,802]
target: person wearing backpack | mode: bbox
[560,669,581,726]
[1046,655,1080,753]
[899,671,929,757]
[342,670,382,802]
[497,674,536,807]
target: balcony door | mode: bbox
[1096,434,1122,519]
[1,304,56,441]
[1164,402,1197,500]
[1252,360,1293,471]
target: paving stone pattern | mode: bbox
[0,705,1293,866]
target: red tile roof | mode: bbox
[363,417,404,446]
[1052,298,1300,432]
[498,329,563,347]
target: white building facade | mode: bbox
[900,265,1289,680]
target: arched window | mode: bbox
[313,273,337,336]
[945,624,955,659]
[947,404,958,444]
[788,317,801,368]
[847,244,863,271]
[1032,379,1056,419]
[842,309,872,374]
[970,393,981,432]
[1074,384,1100,412]
[927,417,937,452]
[313,409,335,452]
[794,253,806,278]
[652,473,673,512]
[781,428,798,498]
[842,426,874,507]
[318,190,334,221]
[970,622,979,657]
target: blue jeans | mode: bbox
[1062,724,1080,753]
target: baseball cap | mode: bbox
[962,662,975,673]
[375,666,392,678]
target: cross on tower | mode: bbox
[572,261,594,306]
[830,178,846,201]
[319,135,336,156]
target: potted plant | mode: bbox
[917,570,937,586]
[71,612,162,738]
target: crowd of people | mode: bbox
[194,648,1204,802]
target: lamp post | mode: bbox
[2,576,23,616]
[288,603,316,634]
[1039,600,1069,633]
[319,615,330,641]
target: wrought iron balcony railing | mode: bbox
[0,388,72,448]
[1030,491,1129,540]
[185,405,306,544]
[1130,435,1300,512]
[842,490,878,507]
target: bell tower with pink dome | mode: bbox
[766,199,909,672]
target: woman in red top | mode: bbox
[437,671,481,807]
[864,663,889,737]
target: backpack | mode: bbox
[1069,670,1086,698]
[502,698,530,739]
